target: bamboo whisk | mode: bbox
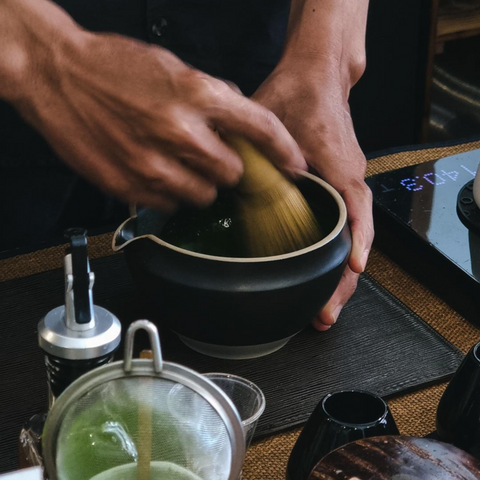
[137,350,153,480]
[226,135,323,257]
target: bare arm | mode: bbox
[0,0,306,210]
[282,0,369,88]
[253,0,373,329]
[0,0,83,102]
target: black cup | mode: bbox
[437,341,480,458]
[286,390,399,480]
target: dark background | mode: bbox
[351,0,433,153]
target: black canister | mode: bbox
[437,341,480,458]
[38,229,121,406]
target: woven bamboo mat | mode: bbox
[2,139,480,479]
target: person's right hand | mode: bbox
[2,0,306,211]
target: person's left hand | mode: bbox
[252,65,374,330]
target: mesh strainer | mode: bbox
[43,320,245,480]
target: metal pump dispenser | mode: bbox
[38,229,121,406]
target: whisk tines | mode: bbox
[225,135,323,257]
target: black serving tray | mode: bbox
[0,254,464,474]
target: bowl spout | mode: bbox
[112,215,140,252]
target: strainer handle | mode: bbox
[124,320,163,373]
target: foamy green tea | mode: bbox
[90,461,202,480]
[161,193,245,257]
[160,190,332,257]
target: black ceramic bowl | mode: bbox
[113,171,351,359]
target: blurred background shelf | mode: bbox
[437,8,480,41]
[425,0,480,143]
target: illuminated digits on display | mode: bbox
[461,165,476,177]
[400,163,477,192]
[441,170,459,181]
[423,173,446,185]
[400,178,423,191]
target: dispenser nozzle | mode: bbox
[64,229,94,328]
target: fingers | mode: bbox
[28,34,306,211]
[343,182,374,274]
[47,113,220,210]
[137,156,219,208]
[312,182,374,330]
[178,123,244,187]
[94,147,221,209]
[58,99,223,208]
[312,266,360,331]
[210,87,308,176]
[124,189,179,212]
[223,80,242,95]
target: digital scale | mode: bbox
[366,148,480,325]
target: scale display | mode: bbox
[366,149,480,283]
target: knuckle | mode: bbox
[350,56,367,86]
[162,119,195,146]
[217,161,244,187]
[368,230,375,248]
[261,110,281,135]
[343,178,372,200]
[204,76,231,97]
[218,174,238,188]
[358,181,373,205]
[186,68,209,86]
[191,185,218,207]
[359,224,375,249]
[187,71,229,106]
[182,141,244,187]
[230,164,244,183]
[225,80,242,94]
[135,160,167,185]
[180,134,208,158]
[367,222,375,245]
[344,269,360,295]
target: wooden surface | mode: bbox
[309,436,480,480]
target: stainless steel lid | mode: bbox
[38,305,121,360]
[38,229,121,360]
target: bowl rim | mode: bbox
[112,171,348,263]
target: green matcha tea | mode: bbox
[160,188,334,257]
[55,390,189,480]
[90,461,203,480]
[161,192,246,257]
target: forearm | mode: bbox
[279,0,370,90]
[0,0,84,102]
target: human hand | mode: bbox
[253,66,374,330]
[3,0,306,212]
